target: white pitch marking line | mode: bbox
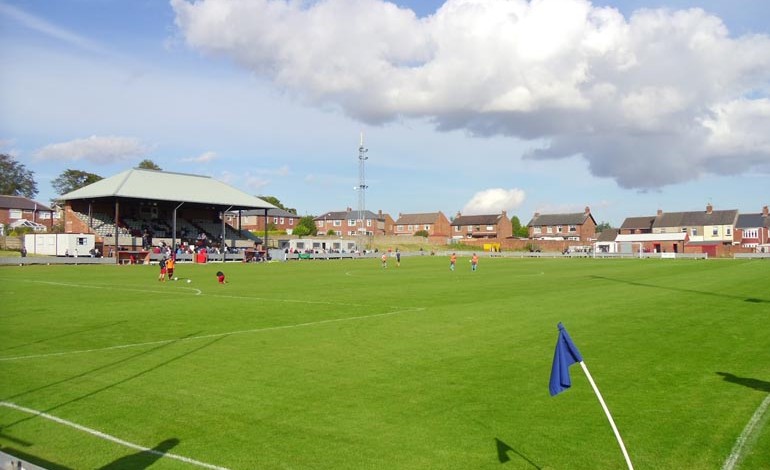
[0,401,230,470]
[0,307,426,362]
[721,394,770,470]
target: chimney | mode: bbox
[456,211,461,218]
[763,206,769,217]
[534,212,540,218]
[584,206,590,214]
[346,207,352,212]
[657,209,663,216]
[378,209,382,216]
[706,203,713,214]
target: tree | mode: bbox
[595,222,612,233]
[136,159,162,171]
[258,195,297,214]
[0,154,38,198]
[293,215,318,237]
[510,215,529,238]
[52,169,103,196]
[414,229,429,238]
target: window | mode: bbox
[467,226,472,232]
[9,209,21,219]
[547,227,553,234]
[39,212,51,220]
[289,218,294,225]
[408,225,413,231]
[712,227,719,236]
[486,226,494,231]
[397,225,404,231]
[366,219,372,227]
[455,226,461,232]
[316,221,323,227]
[681,227,687,232]
[296,242,305,249]
[568,225,577,232]
[273,217,278,224]
[348,219,356,226]
[744,229,758,238]
[726,228,731,236]
[333,220,341,227]
[534,227,541,234]
[279,217,284,224]
[691,228,697,236]
[557,225,563,232]
[424,225,430,230]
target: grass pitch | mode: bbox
[1,256,769,469]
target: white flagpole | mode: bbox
[579,361,634,470]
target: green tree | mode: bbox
[511,215,529,238]
[258,195,297,214]
[414,229,429,238]
[293,215,317,237]
[136,159,162,170]
[595,222,612,233]
[0,154,38,198]
[52,169,103,196]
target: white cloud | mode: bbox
[171,0,770,190]
[33,136,149,164]
[181,151,218,163]
[462,188,525,215]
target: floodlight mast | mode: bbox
[357,132,368,242]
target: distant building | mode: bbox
[0,195,54,232]
[227,208,300,233]
[735,206,770,250]
[451,211,512,240]
[393,212,451,238]
[314,208,394,236]
[527,207,596,242]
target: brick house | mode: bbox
[227,208,300,233]
[314,208,394,236]
[393,212,451,238]
[451,211,512,239]
[0,195,55,233]
[619,216,656,234]
[735,206,770,250]
[527,207,596,241]
[652,204,738,244]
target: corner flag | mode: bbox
[549,322,584,396]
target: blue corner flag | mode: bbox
[549,322,584,396]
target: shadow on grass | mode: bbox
[0,446,73,470]
[589,276,769,304]
[495,438,541,468]
[97,438,179,470]
[1,334,224,431]
[717,372,770,392]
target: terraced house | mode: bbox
[451,211,512,240]
[527,207,596,242]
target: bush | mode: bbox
[414,230,429,238]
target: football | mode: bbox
[187,279,191,283]
[174,277,178,281]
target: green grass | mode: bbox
[1,257,769,469]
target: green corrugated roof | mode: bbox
[58,169,277,210]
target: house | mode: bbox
[652,204,738,245]
[619,216,656,234]
[735,206,770,251]
[527,207,596,241]
[314,208,394,236]
[393,212,451,238]
[451,211,512,239]
[0,195,55,232]
[594,228,619,253]
[227,208,300,233]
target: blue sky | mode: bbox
[1,0,769,226]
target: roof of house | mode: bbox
[238,208,298,217]
[736,213,770,229]
[653,209,738,228]
[395,212,445,225]
[620,216,656,230]
[527,211,595,227]
[0,195,53,212]
[58,169,276,210]
[596,228,619,242]
[314,210,385,221]
[452,213,505,226]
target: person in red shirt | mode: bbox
[216,271,227,284]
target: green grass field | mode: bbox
[1,256,769,469]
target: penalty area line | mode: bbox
[0,401,230,470]
[722,393,770,470]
